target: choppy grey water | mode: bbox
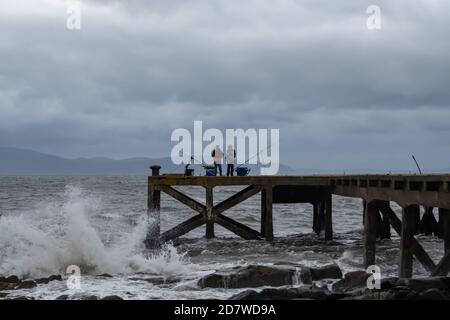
[0,176,445,299]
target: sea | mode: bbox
[0,176,445,299]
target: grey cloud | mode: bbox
[0,0,449,169]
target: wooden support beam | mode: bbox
[419,207,438,236]
[146,167,161,248]
[362,199,367,225]
[160,214,205,243]
[399,205,419,278]
[160,185,206,214]
[412,208,421,235]
[380,209,391,239]
[205,186,214,239]
[214,185,262,215]
[216,214,262,240]
[261,189,266,236]
[431,210,450,276]
[263,185,273,241]
[324,193,333,240]
[364,201,378,268]
[432,251,450,276]
[378,202,436,273]
[312,202,322,235]
[440,208,450,253]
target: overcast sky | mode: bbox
[0,0,449,170]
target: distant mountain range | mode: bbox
[0,147,296,175]
[1,147,448,176]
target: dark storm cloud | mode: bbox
[0,0,449,169]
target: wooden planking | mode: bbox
[149,173,450,209]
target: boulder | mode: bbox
[420,288,449,300]
[332,271,370,291]
[36,275,63,284]
[199,265,305,289]
[48,275,63,282]
[380,277,399,290]
[102,295,124,300]
[129,276,166,285]
[79,295,100,300]
[309,264,342,281]
[17,280,37,289]
[0,282,12,291]
[56,294,70,300]
[97,273,113,278]
[36,278,49,284]
[230,286,349,300]
[4,275,20,284]
[0,292,9,298]
[10,296,35,300]
[397,277,450,293]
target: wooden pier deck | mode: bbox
[147,165,450,278]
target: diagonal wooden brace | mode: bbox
[216,213,262,240]
[378,203,436,273]
[160,214,205,242]
[432,251,450,276]
[160,185,206,214]
[213,185,263,216]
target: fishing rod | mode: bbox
[411,154,422,174]
[236,144,273,169]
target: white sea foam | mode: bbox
[0,185,193,278]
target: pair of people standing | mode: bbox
[211,145,236,176]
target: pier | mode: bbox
[147,165,450,278]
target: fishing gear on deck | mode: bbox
[412,155,422,174]
[234,144,273,176]
[186,155,216,176]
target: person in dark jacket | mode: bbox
[226,144,236,176]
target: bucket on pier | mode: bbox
[235,167,251,176]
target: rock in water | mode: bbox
[79,295,100,300]
[102,295,124,300]
[332,271,370,291]
[420,288,449,300]
[309,264,342,281]
[199,265,303,288]
[4,275,20,284]
[199,264,343,289]
[17,280,37,289]
[230,286,349,300]
[48,275,63,282]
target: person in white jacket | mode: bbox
[226,144,236,176]
[211,145,223,176]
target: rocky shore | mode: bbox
[0,274,123,300]
[1,264,449,300]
